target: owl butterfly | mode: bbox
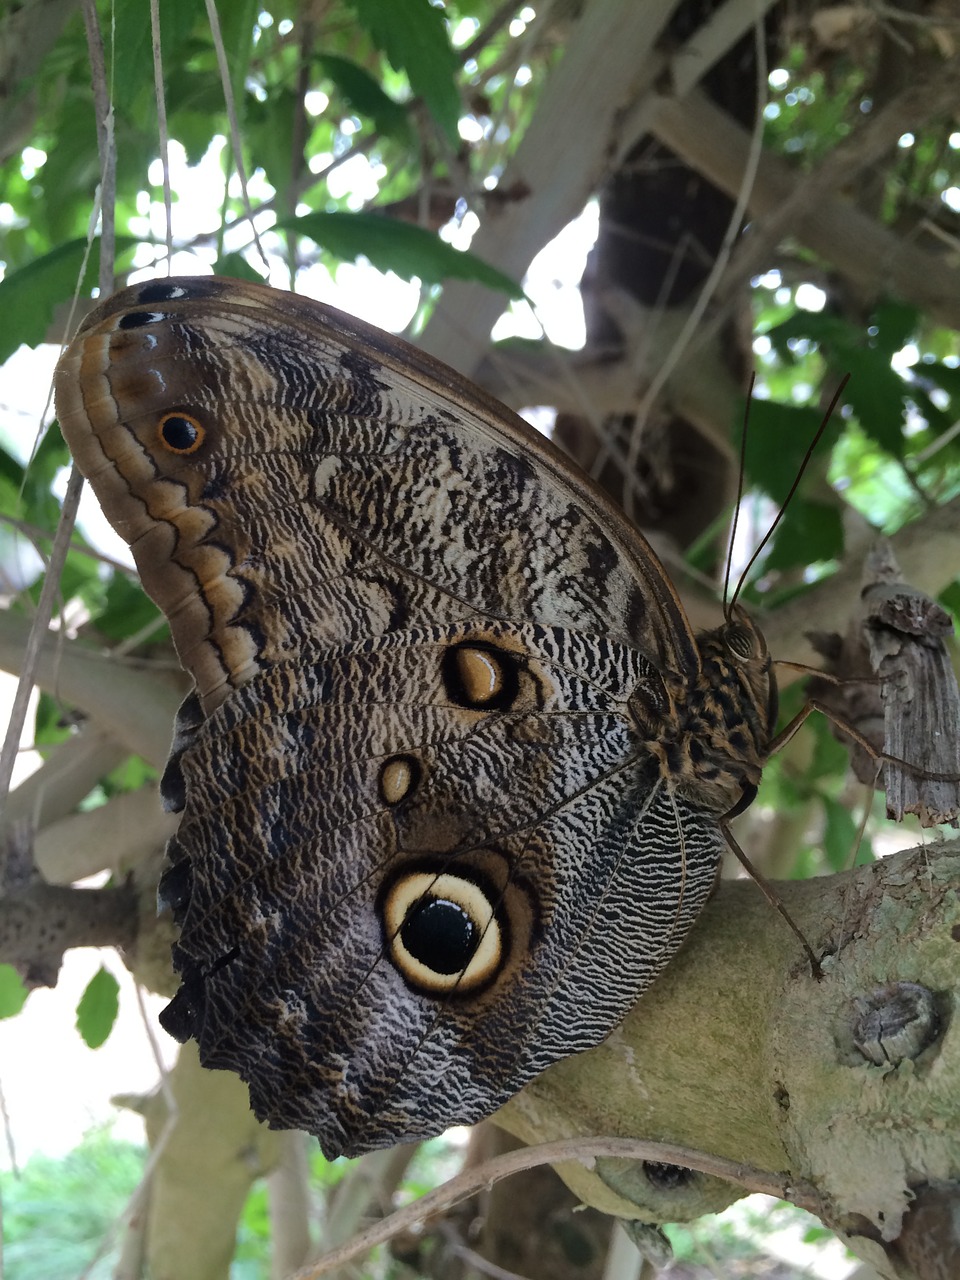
[54,276,776,1159]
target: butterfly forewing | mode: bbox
[54,276,773,1156]
[55,278,699,711]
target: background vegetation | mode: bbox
[0,0,958,1277]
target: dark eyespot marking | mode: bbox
[441,642,521,711]
[378,755,421,806]
[138,282,189,303]
[402,900,476,976]
[382,871,504,994]
[158,412,206,455]
[118,311,164,330]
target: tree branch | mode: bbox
[495,841,960,1276]
[651,83,960,333]
[419,0,780,373]
[0,825,137,985]
[0,612,184,768]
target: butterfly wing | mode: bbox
[55,276,699,710]
[54,277,721,1156]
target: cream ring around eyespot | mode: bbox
[382,871,503,994]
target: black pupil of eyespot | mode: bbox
[401,898,478,975]
[162,416,199,451]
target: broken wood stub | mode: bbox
[806,539,960,828]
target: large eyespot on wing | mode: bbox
[381,870,505,995]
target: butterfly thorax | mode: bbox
[630,610,778,815]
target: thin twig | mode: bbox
[1,0,117,815]
[623,16,767,515]
[150,0,173,264]
[290,1136,822,1279]
[204,0,269,272]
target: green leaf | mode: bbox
[315,54,411,138]
[828,348,907,459]
[809,720,850,781]
[33,691,75,749]
[0,237,139,363]
[95,574,167,645]
[939,581,960,620]
[869,301,918,356]
[763,311,855,361]
[0,965,29,1019]
[112,0,200,115]
[103,755,158,796]
[213,253,267,284]
[279,211,522,296]
[924,360,960,407]
[76,966,120,1049]
[741,399,840,505]
[347,0,460,144]
[763,499,843,572]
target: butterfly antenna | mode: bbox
[729,373,850,612]
[723,373,757,621]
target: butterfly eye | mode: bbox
[158,412,206,455]
[725,623,757,660]
[382,872,503,994]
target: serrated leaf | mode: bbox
[280,211,522,297]
[347,0,460,144]
[828,348,907,458]
[76,966,120,1049]
[0,965,29,1019]
[741,398,840,504]
[316,54,410,138]
[870,301,918,356]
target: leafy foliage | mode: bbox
[75,966,120,1049]
[0,964,29,1019]
[0,1130,144,1280]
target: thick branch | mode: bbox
[498,842,960,1277]
[419,0,779,373]
[5,725,127,831]
[0,879,137,985]
[33,786,177,883]
[0,612,183,769]
[0,0,80,163]
[764,495,960,678]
